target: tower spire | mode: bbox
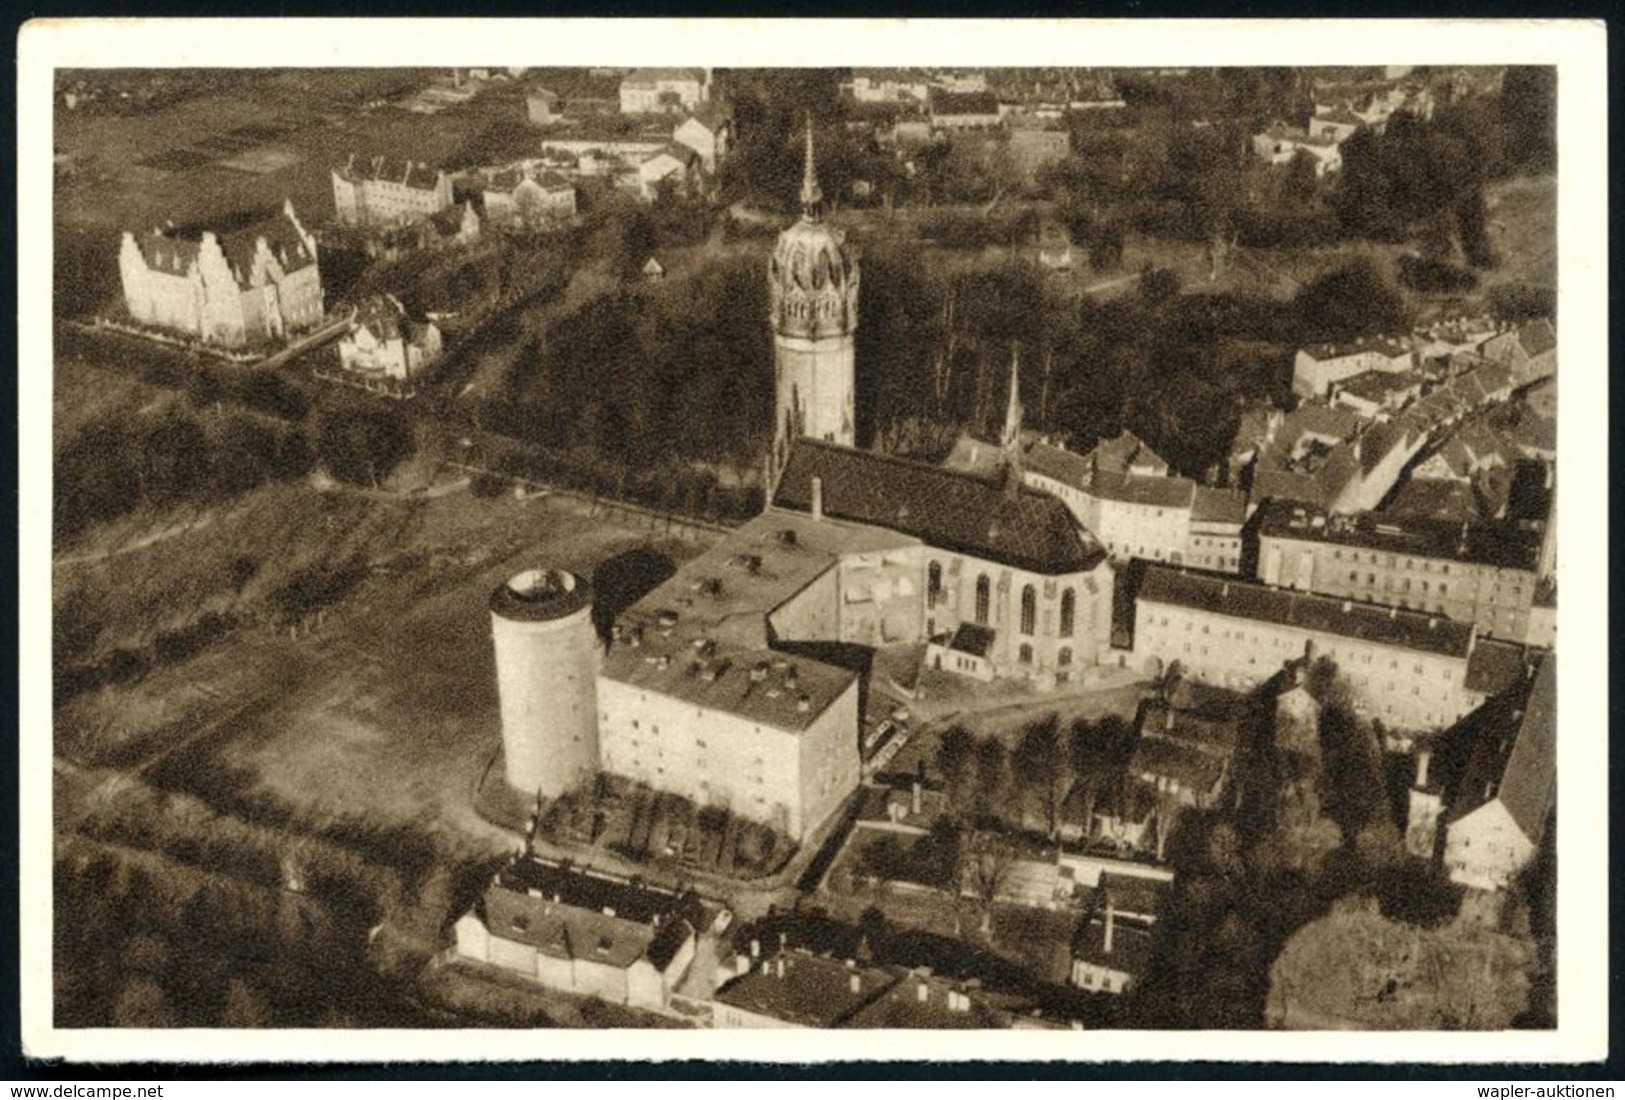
[1003,343,1024,496]
[799,113,823,219]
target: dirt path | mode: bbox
[53,507,220,568]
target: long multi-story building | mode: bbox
[117,199,323,347]
[331,155,454,228]
[1132,566,1532,732]
[1255,501,1547,644]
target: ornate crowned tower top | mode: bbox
[768,117,859,341]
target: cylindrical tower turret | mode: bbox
[767,119,860,487]
[489,568,600,801]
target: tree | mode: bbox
[1289,261,1411,344]
[1013,714,1069,836]
[935,725,976,810]
[959,829,1018,935]
[1139,264,1182,305]
[311,404,414,489]
[971,735,1009,818]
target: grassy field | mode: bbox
[54,477,710,850]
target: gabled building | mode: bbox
[453,855,705,1011]
[337,294,442,383]
[118,199,323,348]
[619,67,707,115]
[1293,337,1414,400]
[673,105,732,173]
[483,167,577,229]
[331,154,454,228]
[1443,657,1554,891]
[637,143,702,200]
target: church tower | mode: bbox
[767,119,860,487]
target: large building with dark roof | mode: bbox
[117,199,323,347]
[775,438,1116,681]
[1132,565,1535,731]
[1256,501,1547,644]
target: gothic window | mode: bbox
[1059,588,1076,638]
[975,575,990,625]
[1020,585,1036,635]
[927,561,942,607]
[1019,643,1033,664]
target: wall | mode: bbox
[491,599,601,800]
[773,333,857,469]
[926,551,1114,677]
[1133,596,1483,731]
[836,544,923,647]
[796,679,862,841]
[596,675,854,841]
[1258,532,1537,642]
[1444,801,1534,891]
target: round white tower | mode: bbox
[768,120,860,485]
[489,568,600,801]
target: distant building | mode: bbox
[929,90,1003,130]
[1293,337,1414,400]
[1185,487,1250,575]
[1007,123,1071,179]
[619,67,707,115]
[118,199,323,347]
[525,87,560,126]
[331,154,454,228]
[453,855,704,1011]
[1443,657,1554,891]
[842,69,932,105]
[641,256,666,282]
[1329,370,1423,419]
[1251,123,1344,176]
[1307,106,1364,144]
[672,107,732,173]
[418,201,482,251]
[638,144,702,200]
[483,167,577,228]
[337,294,442,382]
[1479,319,1557,387]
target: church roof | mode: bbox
[773,439,1106,576]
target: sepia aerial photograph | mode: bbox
[25,19,1604,1062]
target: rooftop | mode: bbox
[1448,656,1554,843]
[714,950,895,1028]
[490,568,592,623]
[1138,566,1478,659]
[477,856,704,971]
[1255,500,1542,573]
[1300,336,1412,363]
[1071,914,1155,977]
[600,509,906,731]
[774,439,1106,576]
[335,154,444,191]
[1190,486,1250,526]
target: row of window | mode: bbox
[931,566,1078,638]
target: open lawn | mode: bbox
[54,478,710,851]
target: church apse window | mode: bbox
[1059,588,1075,638]
[927,561,942,607]
[975,575,990,625]
[1020,585,1036,635]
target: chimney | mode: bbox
[750,938,760,959]
[776,957,786,979]
[911,780,922,816]
[811,476,824,522]
[1103,902,1115,955]
[916,981,929,1003]
[1415,748,1431,789]
[849,973,862,995]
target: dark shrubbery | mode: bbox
[1398,252,1481,294]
